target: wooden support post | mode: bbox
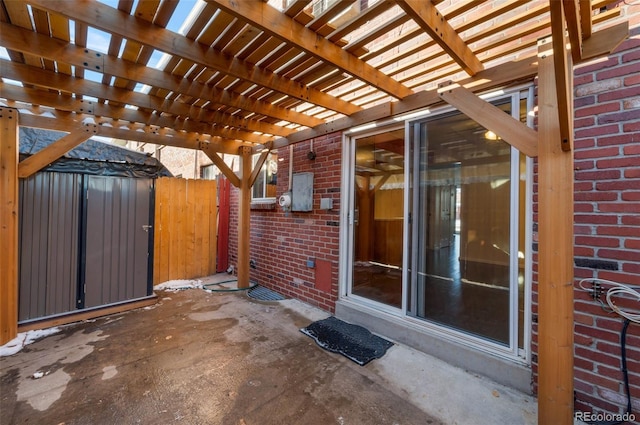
[216,176,231,273]
[0,107,19,345]
[237,146,253,289]
[537,36,575,425]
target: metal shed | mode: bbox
[18,128,170,324]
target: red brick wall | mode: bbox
[128,143,216,179]
[532,32,640,418]
[228,133,343,312]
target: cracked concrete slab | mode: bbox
[1,284,536,424]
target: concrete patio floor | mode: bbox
[1,275,538,424]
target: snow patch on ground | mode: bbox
[154,279,203,291]
[0,328,61,357]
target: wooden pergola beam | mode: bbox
[0,83,275,145]
[437,83,538,157]
[249,148,270,188]
[0,107,18,345]
[549,1,572,152]
[270,53,540,149]
[328,0,397,44]
[395,0,484,76]
[284,0,310,17]
[563,0,583,62]
[207,0,413,100]
[27,0,362,116]
[18,126,94,178]
[579,0,592,39]
[0,21,323,129]
[200,145,241,188]
[13,112,247,154]
[537,34,575,425]
[581,21,629,62]
[306,0,354,32]
[0,60,275,143]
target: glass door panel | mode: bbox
[351,128,405,308]
[409,102,513,345]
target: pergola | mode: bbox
[0,1,630,423]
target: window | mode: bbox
[252,152,278,201]
[201,164,217,180]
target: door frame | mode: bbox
[339,85,534,364]
[339,124,407,316]
[79,175,154,309]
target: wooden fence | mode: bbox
[154,178,217,284]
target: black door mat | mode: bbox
[300,316,394,366]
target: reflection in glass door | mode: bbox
[409,100,521,346]
[351,128,405,309]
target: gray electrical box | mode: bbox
[292,172,313,212]
[320,198,333,210]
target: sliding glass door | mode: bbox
[342,89,531,357]
[408,96,527,350]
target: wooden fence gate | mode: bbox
[154,178,217,284]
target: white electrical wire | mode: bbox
[578,278,640,324]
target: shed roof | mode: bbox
[19,127,172,177]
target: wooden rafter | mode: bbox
[73,20,88,80]
[437,83,538,157]
[328,0,396,44]
[331,0,506,99]
[0,60,280,144]
[0,22,324,129]
[27,0,362,116]
[579,0,592,39]
[208,0,414,100]
[200,145,241,188]
[581,21,629,61]
[0,83,275,145]
[549,0,573,152]
[395,0,484,76]
[0,0,624,153]
[249,148,270,188]
[284,0,311,17]
[2,1,40,68]
[11,111,247,154]
[344,12,410,55]
[99,0,133,86]
[111,0,174,96]
[307,0,355,32]
[270,53,540,150]
[18,127,94,178]
[563,0,583,62]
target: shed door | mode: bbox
[83,176,152,308]
[19,172,81,321]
